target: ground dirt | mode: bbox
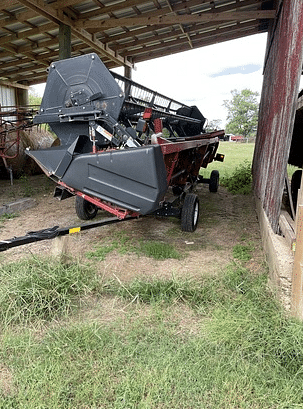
[0,174,264,283]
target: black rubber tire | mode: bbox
[75,196,98,220]
[209,170,219,192]
[291,169,302,210]
[181,193,199,232]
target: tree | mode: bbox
[223,89,259,138]
[205,119,222,132]
[28,88,42,106]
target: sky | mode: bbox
[33,32,269,127]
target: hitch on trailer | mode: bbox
[0,216,137,252]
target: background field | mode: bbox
[202,140,255,178]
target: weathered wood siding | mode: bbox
[253,0,303,233]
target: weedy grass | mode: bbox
[86,231,182,261]
[0,213,19,228]
[19,175,34,197]
[232,243,254,261]
[0,213,18,221]
[1,258,303,408]
[0,257,100,325]
[139,240,181,260]
[220,160,252,194]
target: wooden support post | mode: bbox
[295,171,303,232]
[124,65,132,80]
[59,23,71,60]
[51,235,72,264]
[15,87,28,107]
[291,205,303,318]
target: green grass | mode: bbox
[1,140,302,408]
[0,213,19,227]
[86,231,182,261]
[201,141,255,180]
[1,258,303,408]
[232,243,254,261]
[139,241,181,260]
[200,140,298,182]
[0,257,100,325]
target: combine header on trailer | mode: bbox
[27,53,224,232]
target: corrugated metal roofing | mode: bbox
[0,0,277,86]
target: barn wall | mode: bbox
[253,0,303,233]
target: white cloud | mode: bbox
[131,33,268,126]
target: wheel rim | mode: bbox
[193,201,199,226]
[87,203,97,215]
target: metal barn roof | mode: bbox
[0,0,277,86]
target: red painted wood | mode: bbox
[253,0,303,232]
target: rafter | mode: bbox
[122,20,261,58]
[0,22,55,46]
[16,0,131,67]
[0,1,20,11]
[0,0,278,84]
[97,0,265,44]
[78,0,151,20]
[132,25,264,64]
[165,0,193,48]
[79,10,276,30]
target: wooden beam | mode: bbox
[52,0,90,8]
[0,10,39,29]
[96,0,263,40]
[111,17,258,53]
[124,21,261,56]
[0,1,20,10]
[131,25,262,63]
[16,0,131,67]
[79,0,237,21]
[0,22,55,45]
[0,80,29,90]
[79,11,276,30]
[79,0,154,20]
[165,0,193,49]
[279,210,296,250]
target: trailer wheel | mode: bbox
[181,193,199,232]
[75,196,98,220]
[209,170,219,192]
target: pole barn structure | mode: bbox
[252,0,303,317]
[253,0,303,233]
[0,0,303,314]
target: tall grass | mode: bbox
[0,257,99,324]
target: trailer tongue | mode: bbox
[27,53,224,232]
